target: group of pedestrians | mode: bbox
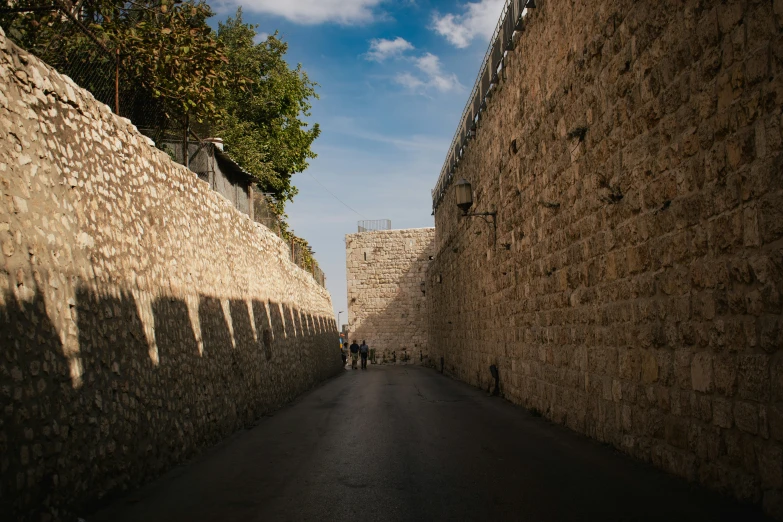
[341,340,369,369]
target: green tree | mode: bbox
[1,0,228,138]
[115,0,228,126]
[216,9,320,203]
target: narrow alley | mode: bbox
[91,366,769,522]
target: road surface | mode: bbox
[91,365,770,521]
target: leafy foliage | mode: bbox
[1,0,119,104]
[215,9,320,203]
[3,3,320,203]
[212,10,321,269]
[111,0,228,124]
[1,0,228,130]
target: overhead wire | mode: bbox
[305,171,367,219]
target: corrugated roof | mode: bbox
[212,144,256,183]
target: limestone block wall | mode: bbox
[428,0,783,516]
[0,29,341,521]
[346,228,435,363]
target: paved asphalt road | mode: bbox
[91,365,771,522]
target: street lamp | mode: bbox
[454,179,497,244]
[455,178,474,214]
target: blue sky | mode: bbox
[210,0,506,326]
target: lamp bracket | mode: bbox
[460,210,497,245]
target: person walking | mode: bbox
[341,342,348,368]
[349,340,360,370]
[359,340,369,369]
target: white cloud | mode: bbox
[365,37,414,61]
[361,37,459,95]
[233,0,384,25]
[394,52,461,94]
[327,117,449,152]
[431,0,505,48]
[395,72,427,91]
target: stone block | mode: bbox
[691,351,714,392]
[674,348,692,389]
[651,443,697,482]
[665,415,690,449]
[738,354,770,402]
[735,401,760,435]
[772,358,783,403]
[691,393,712,423]
[714,353,738,396]
[689,421,722,460]
[775,0,783,27]
[619,347,642,380]
[641,350,659,384]
[724,428,758,475]
[759,444,783,490]
[759,316,782,352]
[714,397,734,429]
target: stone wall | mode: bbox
[0,29,341,521]
[346,228,435,363]
[428,0,783,516]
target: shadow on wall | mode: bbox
[0,284,340,521]
[425,214,506,394]
[349,239,435,365]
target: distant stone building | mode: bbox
[345,228,435,363]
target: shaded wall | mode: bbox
[184,141,253,219]
[0,29,340,521]
[346,229,435,362]
[428,0,783,517]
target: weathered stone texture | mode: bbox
[346,228,435,363]
[0,29,340,521]
[428,0,783,517]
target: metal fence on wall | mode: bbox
[431,0,534,212]
[253,190,283,237]
[1,0,120,110]
[289,240,325,287]
[357,219,391,232]
[1,0,181,144]
[254,191,326,288]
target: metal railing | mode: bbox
[357,219,391,232]
[254,191,326,288]
[431,0,532,212]
[1,1,192,146]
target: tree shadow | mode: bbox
[251,299,273,362]
[1,285,342,521]
[197,296,240,434]
[0,287,71,521]
[151,296,202,464]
